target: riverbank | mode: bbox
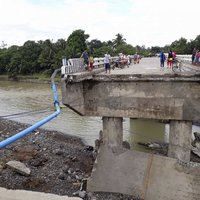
[0,119,135,200]
[0,74,60,84]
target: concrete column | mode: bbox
[168,120,192,162]
[102,117,123,147]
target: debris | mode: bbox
[6,160,31,176]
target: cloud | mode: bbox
[0,0,199,47]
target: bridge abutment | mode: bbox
[168,120,192,162]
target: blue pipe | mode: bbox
[0,69,61,149]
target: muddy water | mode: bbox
[0,81,103,145]
[0,81,199,148]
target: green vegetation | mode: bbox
[0,30,200,76]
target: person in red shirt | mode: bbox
[167,50,173,68]
[172,51,176,60]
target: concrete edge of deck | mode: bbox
[0,187,82,200]
[62,72,200,83]
[63,68,105,82]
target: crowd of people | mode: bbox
[80,48,200,74]
[80,50,141,74]
[103,52,141,73]
[159,50,177,69]
[160,48,200,70]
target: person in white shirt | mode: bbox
[104,53,111,74]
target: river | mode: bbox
[0,80,199,149]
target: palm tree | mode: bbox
[112,33,126,48]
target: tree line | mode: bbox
[0,29,199,76]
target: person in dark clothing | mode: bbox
[81,50,89,66]
[192,48,196,64]
[160,51,166,68]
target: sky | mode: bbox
[0,0,199,48]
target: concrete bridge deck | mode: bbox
[62,57,200,122]
[107,57,199,75]
[68,57,200,83]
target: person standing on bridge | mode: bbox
[89,54,94,71]
[192,48,196,64]
[193,50,200,65]
[167,50,173,68]
[133,52,139,64]
[159,51,166,69]
[104,53,111,74]
[81,50,89,69]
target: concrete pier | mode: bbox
[102,117,123,147]
[168,120,192,162]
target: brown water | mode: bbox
[0,81,199,148]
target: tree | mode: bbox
[87,39,103,55]
[6,50,22,75]
[1,30,200,76]
[66,29,89,58]
[170,37,188,54]
[94,46,113,57]
[0,48,9,74]
[115,44,136,55]
[53,39,68,68]
[54,39,67,50]
[193,35,200,50]
[112,33,126,48]
[105,40,114,48]
[19,41,42,74]
[2,45,19,75]
[150,46,161,55]
[38,39,56,73]
[135,45,149,56]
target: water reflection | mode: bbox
[127,119,166,152]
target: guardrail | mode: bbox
[65,58,85,74]
[61,57,118,76]
[176,54,192,63]
[61,54,193,76]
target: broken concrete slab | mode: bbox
[145,156,200,200]
[87,145,152,199]
[87,145,200,200]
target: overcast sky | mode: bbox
[0,0,199,48]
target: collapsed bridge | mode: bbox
[61,57,200,200]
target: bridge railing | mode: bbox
[61,57,118,76]
[93,57,118,68]
[66,58,84,73]
[176,54,192,63]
